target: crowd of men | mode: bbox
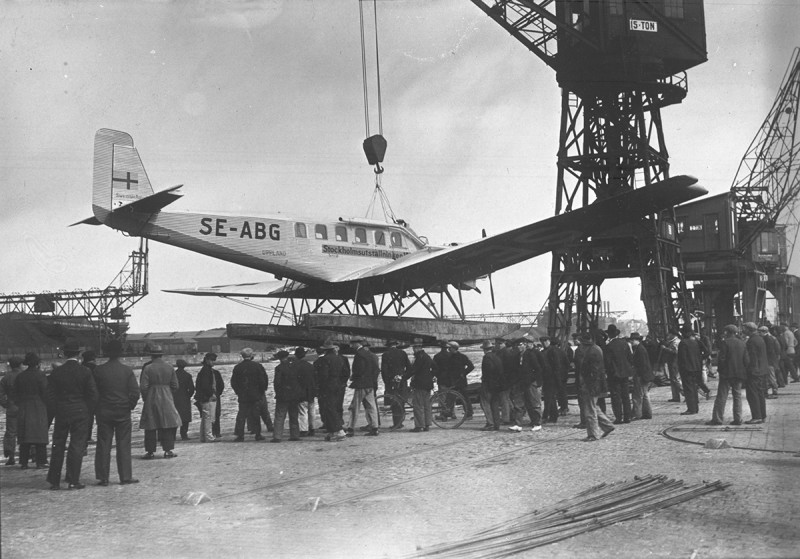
[1,320,798,488]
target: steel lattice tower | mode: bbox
[470,0,707,339]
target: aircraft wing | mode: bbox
[350,175,707,289]
[163,279,309,298]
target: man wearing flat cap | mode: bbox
[604,324,634,424]
[628,333,654,420]
[758,326,781,398]
[677,326,702,415]
[442,341,474,420]
[573,333,614,441]
[314,340,348,441]
[174,359,195,440]
[231,348,268,442]
[346,338,380,436]
[46,340,98,490]
[194,352,220,442]
[708,324,747,426]
[93,339,140,486]
[743,322,768,424]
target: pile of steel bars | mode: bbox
[410,475,730,558]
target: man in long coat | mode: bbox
[677,326,702,415]
[708,324,748,426]
[604,324,635,423]
[46,340,98,490]
[174,360,195,440]
[139,346,181,459]
[629,332,655,420]
[743,322,769,424]
[94,340,140,485]
[314,340,347,441]
[479,340,504,431]
[381,339,410,430]
[14,353,49,468]
[520,336,544,431]
[1,356,23,465]
[403,339,437,432]
[574,333,614,441]
[231,348,268,442]
[271,350,303,442]
[444,341,475,419]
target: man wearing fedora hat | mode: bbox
[381,339,411,430]
[628,332,654,420]
[231,348,268,442]
[194,352,220,442]
[573,333,614,441]
[46,340,98,490]
[139,345,181,459]
[604,324,634,424]
[479,340,504,431]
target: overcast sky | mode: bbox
[2,0,799,333]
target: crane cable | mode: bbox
[359,0,383,139]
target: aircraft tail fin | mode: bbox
[93,129,155,212]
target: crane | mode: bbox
[469,0,707,340]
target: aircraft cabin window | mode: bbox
[354,227,367,244]
[390,232,403,248]
[375,231,386,245]
[295,222,307,238]
[315,224,328,240]
[335,225,348,242]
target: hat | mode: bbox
[757,325,769,333]
[680,324,695,335]
[320,339,336,350]
[743,322,758,331]
[105,339,124,358]
[7,356,23,368]
[411,338,424,347]
[578,333,593,344]
[176,359,189,368]
[494,337,505,343]
[23,353,40,367]
[240,347,254,359]
[62,340,81,354]
[203,352,217,362]
[82,350,96,363]
[447,341,459,349]
[350,337,365,345]
[480,340,493,350]
[294,347,307,358]
[723,324,739,335]
[521,335,535,343]
[628,332,642,341]
[386,339,398,346]
[539,336,550,342]
[273,350,290,360]
[149,344,164,355]
[605,324,619,336]
[668,328,680,337]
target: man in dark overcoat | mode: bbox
[444,341,474,419]
[345,339,380,436]
[479,340,504,431]
[271,350,303,442]
[629,332,654,420]
[1,356,23,465]
[15,353,49,468]
[93,340,140,485]
[314,340,347,441]
[403,339,437,432]
[174,360,195,440]
[677,326,702,415]
[743,322,769,424]
[708,324,748,426]
[381,339,410,430]
[231,348,268,442]
[604,324,635,424]
[574,333,614,441]
[194,352,219,442]
[46,340,98,490]
[519,336,543,431]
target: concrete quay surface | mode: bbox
[1,376,799,559]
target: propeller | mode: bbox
[482,228,496,309]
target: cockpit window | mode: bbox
[295,222,307,238]
[375,230,386,246]
[390,231,403,247]
[354,227,367,244]
[315,224,327,240]
[335,226,348,242]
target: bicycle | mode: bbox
[375,387,471,429]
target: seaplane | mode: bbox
[75,128,707,346]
